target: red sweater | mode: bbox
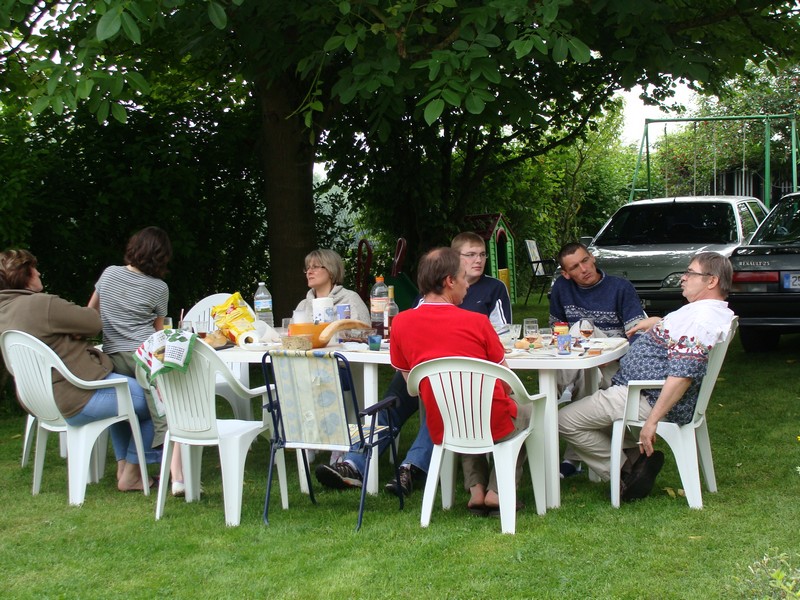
[390,303,517,444]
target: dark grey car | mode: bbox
[588,196,768,315]
[728,192,800,352]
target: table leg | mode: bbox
[538,370,561,509]
[358,362,380,495]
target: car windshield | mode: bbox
[751,196,800,245]
[594,202,737,245]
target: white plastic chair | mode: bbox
[610,317,739,508]
[1,330,149,505]
[152,339,284,526]
[262,349,403,531]
[184,293,254,420]
[407,357,548,534]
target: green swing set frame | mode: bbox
[629,113,799,209]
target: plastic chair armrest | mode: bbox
[512,391,547,407]
[624,379,665,422]
[216,363,268,400]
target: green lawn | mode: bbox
[1,300,799,599]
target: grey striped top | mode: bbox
[95,265,169,353]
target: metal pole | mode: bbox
[793,118,798,193]
[764,119,771,208]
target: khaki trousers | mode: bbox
[557,385,652,481]
[462,402,533,493]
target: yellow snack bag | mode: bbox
[211,292,255,342]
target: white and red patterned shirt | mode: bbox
[611,299,734,425]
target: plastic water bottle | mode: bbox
[254,281,274,327]
[369,276,388,337]
[383,285,399,340]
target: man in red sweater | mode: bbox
[388,247,530,513]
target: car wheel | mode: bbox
[739,327,780,353]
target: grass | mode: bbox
[1,298,799,599]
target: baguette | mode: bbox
[318,319,372,345]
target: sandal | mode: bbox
[120,476,158,492]
[467,502,489,517]
[486,500,525,517]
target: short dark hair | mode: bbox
[693,251,733,297]
[124,227,172,279]
[557,242,589,269]
[0,249,38,290]
[417,247,461,295]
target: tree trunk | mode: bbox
[256,76,317,320]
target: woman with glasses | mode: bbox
[294,249,370,323]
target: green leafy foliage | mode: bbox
[2,0,800,316]
[0,81,268,313]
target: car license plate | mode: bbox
[783,272,800,289]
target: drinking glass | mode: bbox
[508,324,522,341]
[195,320,210,339]
[162,317,173,330]
[523,318,540,343]
[178,320,193,333]
[578,318,594,342]
[539,327,553,347]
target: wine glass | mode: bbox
[539,327,553,347]
[578,318,594,343]
[523,318,540,344]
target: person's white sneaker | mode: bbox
[172,480,185,496]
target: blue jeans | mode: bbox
[345,371,433,476]
[65,373,161,465]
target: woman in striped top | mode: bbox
[89,226,179,492]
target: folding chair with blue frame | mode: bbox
[261,349,404,531]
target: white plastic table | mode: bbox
[218,338,628,507]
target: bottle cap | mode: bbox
[258,281,265,285]
[376,276,384,282]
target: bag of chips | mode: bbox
[211,292,255,343]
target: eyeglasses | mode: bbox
[303,264,327,274]
[682,269,713,278]
[460,252,487,260]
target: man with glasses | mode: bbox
[558,252,735,501]
[446,232,511,327]
[315,231,512,495]
[550,242,646,478]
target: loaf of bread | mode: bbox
[514,340,543,349]
[202,330,229,348]
[318,319,372,345]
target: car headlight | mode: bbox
[661,273,684,289]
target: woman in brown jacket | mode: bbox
[0,249,160,491]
